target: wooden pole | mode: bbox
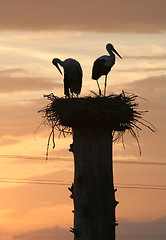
[40,93,154,240]
[69,128,118,240]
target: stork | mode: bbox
[92,43,122,96]
[52,58,83,97]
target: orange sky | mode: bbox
[0,1,166,239]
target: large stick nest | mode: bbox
[39,91,155,156]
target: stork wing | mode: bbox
[63,59,83,95]
[69,64,82,95]
[92,57,110,80]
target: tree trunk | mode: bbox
[70,128,118,240]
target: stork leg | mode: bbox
[104,75,107,96]
[96,80,101,96]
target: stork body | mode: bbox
[52,58,83,97]
[92,43,122,96]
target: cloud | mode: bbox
[0,72,166,232]
[0,137,20,146]
[0,170,73,233]
[110,75,166,164]
[13,31,82,40]
[13,216,166,240]
[0,0,166,33]
[14,225,71,240]
[124,54,166,60]
[0,74,166,147]
[0,68,28,76]
[0,98,43,137]
[0,170,72,216]
[117,67,166,73]
[112,75,166,100]
[0,68,62,93]
[0,231,13,240]
[0,96,56,142]
[117,216,166,240]
[0,95,71,143]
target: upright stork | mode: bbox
[52,58,83,97]
[92,43,122,96]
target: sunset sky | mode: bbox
[0,0,166,239]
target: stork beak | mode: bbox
[52,59,63,75]
[113,48,122,59]
[55,63,63,75]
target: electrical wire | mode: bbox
[0,154,166,166]
[0,177,166,191]
[0,155,165,191]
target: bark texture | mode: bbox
[70,128,118,240]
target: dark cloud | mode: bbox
[0,0,165,33]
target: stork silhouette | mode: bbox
[52,58,83,97]
[92,43,122,96]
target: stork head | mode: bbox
[52,58,63,75]
[106,43,122,59]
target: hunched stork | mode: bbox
[52,58,83,97]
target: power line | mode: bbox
[0,177,70,185]
[0,179,69,186]
[0,177,166,191]
[115,182,166,191]
[116,182,166,188]
[0,154,71,161]
[0,177,69,183]
[0,154,166,166]
[115,160,166,166]
[116,186,166,191]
